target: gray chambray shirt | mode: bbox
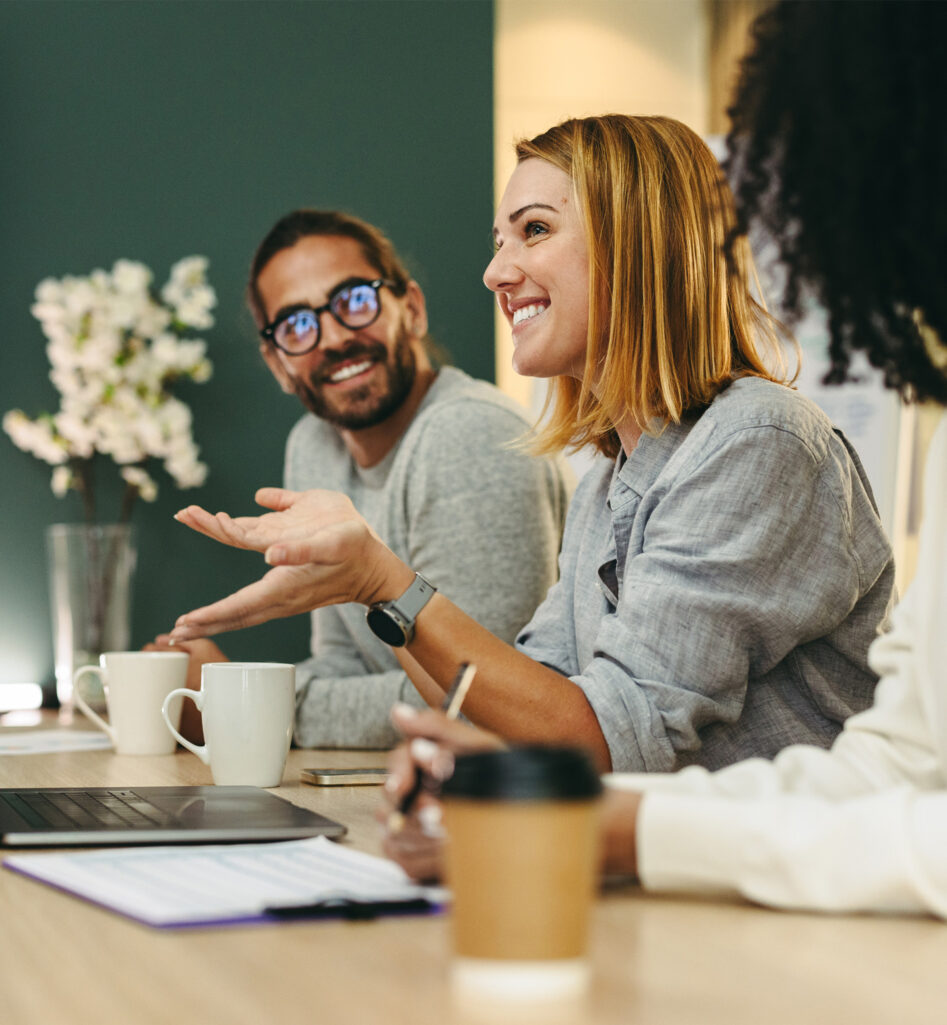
[516,377,895,773]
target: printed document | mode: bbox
[4,836,444,928]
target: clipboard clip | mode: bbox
[264,896,435,921]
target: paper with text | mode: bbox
[4,836,444,928]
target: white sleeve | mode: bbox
[634,787,947,918]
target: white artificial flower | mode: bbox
[158,396,193,434]
[134,300,172,339]
[61,277,98,317]
[174,288,216,330]
[7,255,215,515]
[189,357,213,383]
[34,277,65,304]
[120,466,158,502]
[165,445,208,488]
[150,333,182,370]
[162,258,216,331]
[53,411,96,458]
[166,255,209,289]
[111,260,152,295]
[3,410,69,465]
[171,339,209,374]
[51,465,73,497]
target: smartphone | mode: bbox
[301,767,388,786]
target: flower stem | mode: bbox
[75,458,96,525]
[118,482,138,526]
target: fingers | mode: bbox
[169,570,297,640]
[377,793,446,882]
[384,742,420,805]
[174,506,260,552]
[144,635,188,651]
[389,703,504,756]
[254,486,300,511]
[209,511,262,550]
[173,505,228,541]
[599,787,643,878]
[384,736,455,808]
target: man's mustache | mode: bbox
[314,341,388,381]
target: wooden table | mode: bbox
[2,710,946,1025]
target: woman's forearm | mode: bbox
[404,593,612,772]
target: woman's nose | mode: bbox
[483,245,520,293]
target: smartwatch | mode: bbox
[365,573,437,647]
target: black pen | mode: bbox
[388,662,476,832]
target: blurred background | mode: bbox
[1,1,933,712]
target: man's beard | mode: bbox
[292,324,418,431]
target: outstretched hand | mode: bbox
[170,487,409,641]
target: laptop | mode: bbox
[0,786,347,847]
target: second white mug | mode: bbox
[161,662,295,787]
[73,651,189,755]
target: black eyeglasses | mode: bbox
[260,278,397,355]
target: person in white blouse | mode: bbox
[380,0,947,917]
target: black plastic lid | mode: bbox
[441,746,602,802]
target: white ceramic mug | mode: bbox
[161,662,295,787]
[73,651,189,755]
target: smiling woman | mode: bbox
[169,114,895,778]
[485,159,590,383]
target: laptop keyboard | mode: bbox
[1,790,167,830]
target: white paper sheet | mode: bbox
[4,836,445,928]
[0,730,112,755]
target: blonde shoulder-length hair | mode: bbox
[517,114,792,459]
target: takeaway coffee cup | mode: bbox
[73,651,189,755]
[440,746,603,1003]
[161,662,295,787]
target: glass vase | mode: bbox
[46,523,137,709]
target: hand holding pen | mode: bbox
[387,662,478,833]
[381,668,507,881]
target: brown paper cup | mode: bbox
[441,747,602,1003]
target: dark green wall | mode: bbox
[0,0,494,701]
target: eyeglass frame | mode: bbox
[259,277,399,356]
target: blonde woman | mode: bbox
[169,115,892,775]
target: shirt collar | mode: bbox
[609,418,694,507]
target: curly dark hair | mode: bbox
[725,1,947,404]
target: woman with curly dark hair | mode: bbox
[375,1,947,917]
[725,0,947,404]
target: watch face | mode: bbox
[366,606,408,647]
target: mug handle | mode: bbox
[161,689,210,764]
[72,665,116,745]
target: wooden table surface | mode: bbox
[1,710,946,1025]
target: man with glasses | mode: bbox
[156,209,568,747]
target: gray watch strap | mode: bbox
[366,573,437,646]
[393,573,437,622]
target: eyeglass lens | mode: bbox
[273,283,382,353]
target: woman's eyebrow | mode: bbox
[507,202,557,224]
